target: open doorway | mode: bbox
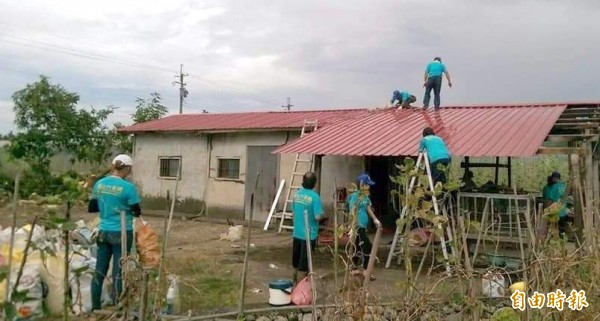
[365,156,403,230]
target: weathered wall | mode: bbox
[132,131,365,220]
[132,133,208,213]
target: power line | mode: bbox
[0,32,284,109]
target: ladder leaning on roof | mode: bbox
[276,119,319,233]
[385,151,455,276]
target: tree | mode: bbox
[8,75,115,194]
[131,92,168,124]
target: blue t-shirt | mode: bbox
[542,182,568,218]
[391,91,411,104]
[426,61,446,78]
[419,135,451,163]
[92,176,141,231]
[347,191,372,229]
[292,188,324,241]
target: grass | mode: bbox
[165,256,240,314]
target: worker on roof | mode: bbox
[419,127,451,185]
[347,173,382,281]
[422,57,452,111]
[291,172,326,284]
[390,90,417,110]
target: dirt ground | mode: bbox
[0,203,459,317]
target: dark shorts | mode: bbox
[292,237,317,272]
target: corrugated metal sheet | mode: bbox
[118,109,369,133]
[274,104,568,157]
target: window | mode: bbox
[159,157,181,178]
[218,158,240,179]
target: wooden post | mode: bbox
[584,145,595,248]
[120,210,129,320]
[593,157,600,234]
[64,202,72,321]
[313,155,323,194]
[571,155,585,245]
[239,172,260,317]
[333,178,339,302]
[507,157,512,188]
[494,157,500,186]
[4,171,21,305]
[360,227,382,309]
[139,271,150,321]
[303,210,317,321]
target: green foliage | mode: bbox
[7,75,117,194]
[131,92,168,124]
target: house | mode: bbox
[118,109,369,222]
[119,102,600,233]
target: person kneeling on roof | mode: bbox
[390,90,417,110]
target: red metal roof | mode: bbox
[274,104,568,157]
[118,109,370,133]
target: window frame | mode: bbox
[216,157,241,180]
[158,156,182,180]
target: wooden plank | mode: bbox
[465,233,529,244]
[460,162,510,168]
[545,134,598,142]
[553,122,600,128]
[537,147,589,155]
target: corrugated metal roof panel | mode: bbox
[274,104,568,157]
[118,109,370,133]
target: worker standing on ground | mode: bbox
[422,57,452,111]
[390,90,417,109]
[347,173,382,281]
[291,172,326,284]
[542,171,574,239]
[88,154,142,317]
[419,127,451,185]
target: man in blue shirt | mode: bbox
[347,173,382,281]
[291,171,325,283]
[390,90,417,110]
[422,57,452,111]
[542,171,574,238]
[88,154,142,313]
[419,127,451,185]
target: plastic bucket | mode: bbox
[268,279,293,306]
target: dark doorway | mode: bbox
[245,146,278,221]
[365,156,403,230]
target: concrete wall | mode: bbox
[132,131,364,220]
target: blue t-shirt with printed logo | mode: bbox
[92,176,141,231]
[292,188,324,241]
[419,135,451,163]
[426,61,446,78]
[347,191,372,229]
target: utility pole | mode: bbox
[174,64,189,114]
[282,97,293,111]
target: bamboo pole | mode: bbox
[10,216,39,305]
[152,173,180,316]
[238,172,260,317]
[360,227,382,310]
[63,201,72,321]
[333,177,339,302]
[139,271,150,321]
[4,171,21,305]
[303,209,318,321]
[120,210,129,320]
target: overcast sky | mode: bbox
[1,0,599,133]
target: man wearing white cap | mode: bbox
[88,154,142,315]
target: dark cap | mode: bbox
[434,57,442,62]
[549,171,561,179]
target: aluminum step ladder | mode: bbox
[385,151,455,276]
[277,119,318,233]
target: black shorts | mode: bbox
[292,237,317,272]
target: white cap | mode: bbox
[112,154,133,166]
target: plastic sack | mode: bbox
[135,221,161,268]
[9,263,45,320]
[219,225,243,242]
[70,257,96,316]
[482,271,506,298]
[291,276,313,305]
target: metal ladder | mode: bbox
[385,151,455,275]
[277,119,318,233]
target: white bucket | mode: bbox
[268,279,293,306]
[482,271,506,298]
